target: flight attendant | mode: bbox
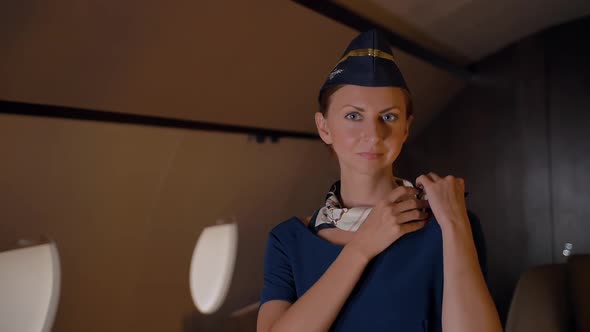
[257,29,502,332]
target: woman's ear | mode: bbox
[403,115,414,142]
[315,112,333,145]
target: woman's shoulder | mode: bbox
[265,216,312,251]
[299,215,312,227]
[269,215,311,235]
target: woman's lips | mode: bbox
[358,152,383,160]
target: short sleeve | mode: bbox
[259,231,297,306]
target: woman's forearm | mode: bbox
[270,244,369,332]
[441,223,503,332]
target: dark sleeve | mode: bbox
[259,231,297,306]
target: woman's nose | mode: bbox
[361,118,386,142]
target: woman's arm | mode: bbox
[441,221,502,332]
[416,173,502,332]
[257,244,369,332]
[258,186,429,332]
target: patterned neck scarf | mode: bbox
[310,178,416,233]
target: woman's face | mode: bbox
[315,85,413,175]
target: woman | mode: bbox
[257,29,502,332]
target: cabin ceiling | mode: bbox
[1,0,589,139]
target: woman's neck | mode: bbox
[339,168,398,208]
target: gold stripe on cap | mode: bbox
[336,48,395,65]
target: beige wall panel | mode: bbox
[0,0,357,133]
[0,114,338,331]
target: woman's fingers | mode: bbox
[416,172,442,186]
[396,209,430,235]
[427,172,442,181]
[393,209,430,225]
[391,198,430,214]
[400,220,428,235]
[415,174,433,190]
[383,186,420,205]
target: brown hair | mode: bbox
[318,85,414,119]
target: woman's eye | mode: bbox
[382,113,398,122]
[345,112,361,120]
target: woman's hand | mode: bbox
[417,173,503,332]
[415,172,470,231]
[347,186,431,261]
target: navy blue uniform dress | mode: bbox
[260,209,487,332]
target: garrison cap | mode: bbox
[318,29,409,102]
